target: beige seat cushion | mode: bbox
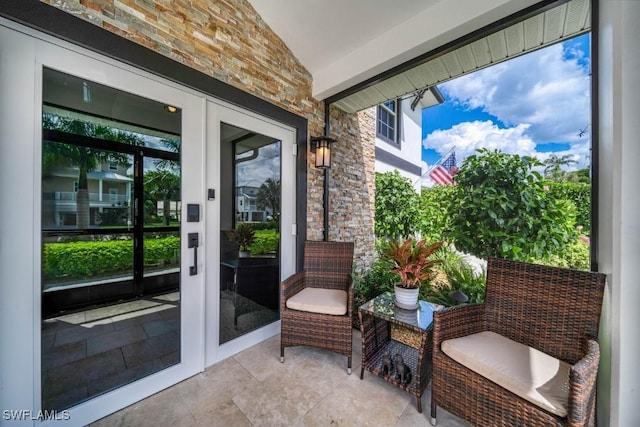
[286,287,348,315]
[441,331,570,417]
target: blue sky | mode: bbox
[421,33,591,181]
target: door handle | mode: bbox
[188,233,198,275]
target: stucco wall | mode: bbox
[40,0,375,269]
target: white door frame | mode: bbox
[0,19,205,426]
[205,101,296,366]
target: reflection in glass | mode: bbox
[219,123,281,344]
[41,68,181,410]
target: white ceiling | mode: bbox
[248,0,545,100]
[247,0,441,76]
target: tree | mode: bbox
[543,154,578,182]
[448,148,577,261]
[144,170,180,225]
[418,184,455,242]
[256,178,280,219]
[375,170,420,239]
[42,114,143,229]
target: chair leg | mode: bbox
[417,396,422,413]
[347,355,352,375]
[430,400,437,425]
[280,345,284,363]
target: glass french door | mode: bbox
[34,41,204,421]
[206,103,296,364]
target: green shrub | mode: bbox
[43,237,179,281]
[352,252,399,327]
[448,149,578,262]
[544,181,591,233]
[418,185,455,242]
[422,259,486,306]
[250,229,280,254]
[533,238,590,271]
[375,171,420,239]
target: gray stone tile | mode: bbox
[42,340,87,370]
[42,384,88,411]
[86,325,148,357]
[53,321,115,347]
[142,317,180,337]
[121,331,179,368]
[87,358,164,397]
[44,348,126,389]
[111,308,164,330]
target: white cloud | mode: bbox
[424,120,536,162]
[422,38,592,178]
[443,42,591,145]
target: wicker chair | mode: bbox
[431,257,606,427]
[280,240,355,373]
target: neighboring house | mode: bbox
[374,88,443,192]
[235,185,270,222]
[42,162,132,227]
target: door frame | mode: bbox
[0,21,206,426]
[205,101,297,366]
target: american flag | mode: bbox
[429,151,458,185]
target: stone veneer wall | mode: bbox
[39,0,375,270]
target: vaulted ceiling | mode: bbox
[248,0,591,113]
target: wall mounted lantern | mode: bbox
[310,136,336,169]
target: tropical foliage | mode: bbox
[418,184,454,242]
[144,170,180,225]
[257,178,280,220]
[448,149,577,261]
[543,154,578,182]
[225,223,256,251]
[382,237,443,289]
[375,170,420,239]
[42,114,144,229]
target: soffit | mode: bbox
[333,0,591,113]
[247,0,440,77]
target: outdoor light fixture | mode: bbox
[310,136,336,169]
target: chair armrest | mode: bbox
[346,276,354,317]
[566,339,600,427]
[281,271,307,305]
[432,303,487,348]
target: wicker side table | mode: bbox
[358,292,443,413]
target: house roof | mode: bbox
[248,0,591,113]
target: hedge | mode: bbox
[43,231,280,281]
[43,237,179,281]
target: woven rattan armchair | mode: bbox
[431,257,606,427]
[280,240,355,373]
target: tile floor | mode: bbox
[91,331,469,426]
[41,293,181,410]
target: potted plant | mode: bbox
[383,237,443,309]
[226,223,256,258]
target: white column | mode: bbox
[597,1,640,425]
[98,178,103,201]
[0,24,38,420]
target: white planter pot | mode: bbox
[239,250,251,258]
[394,284,419,310]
